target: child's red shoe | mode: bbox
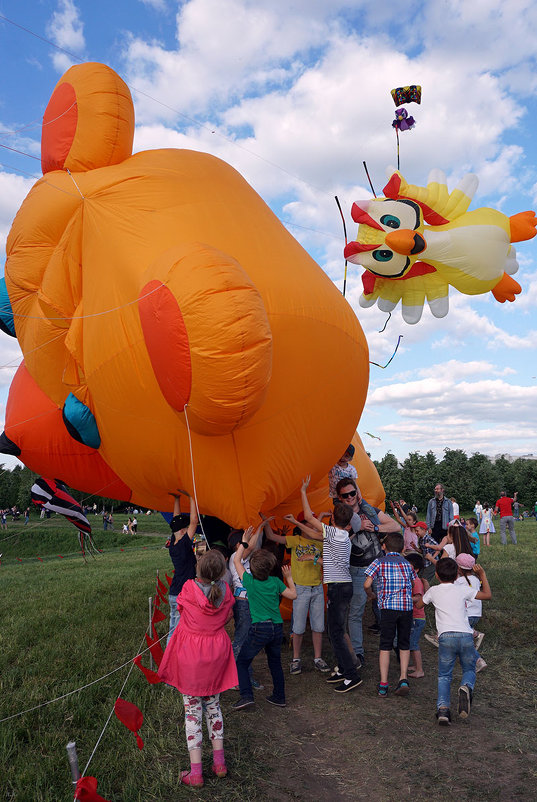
[212,763,228,778]
[181,770,204,787]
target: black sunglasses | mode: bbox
[339,490,357,499]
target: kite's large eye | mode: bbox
[373,250,394,262]
[380,214,400,229]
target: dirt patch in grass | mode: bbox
[231,609,536,802]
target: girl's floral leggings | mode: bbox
[183,694,224,750]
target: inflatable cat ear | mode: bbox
[41,61,134,174]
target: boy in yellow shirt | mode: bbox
[263,516,329,674]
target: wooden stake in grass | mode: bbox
[148,596,154,671]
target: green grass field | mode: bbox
[1,513,536,801]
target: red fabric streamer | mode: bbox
[156,576,168,596]
[151,607,166,625]
[74,776,110,802]
[145,632,164,667]
[37,557,43,562]
[153,595,161,608]
[133,654,162,684]
[156,586,168,605]
[114,698,144,749]
[165,572,173,587]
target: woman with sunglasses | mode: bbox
[335,478,400,667]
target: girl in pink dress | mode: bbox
[158,549,237,788]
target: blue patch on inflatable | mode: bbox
[62,393,101,449]
[0,277,16,337]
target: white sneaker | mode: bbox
[474,631,485,650]
[313,657,330,673]
[476,657,487,673]
[424,634,439,648]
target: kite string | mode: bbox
[2,277,165,322]
[0,627,169,724]
[182,404,209,549]
[81,629,147,778]
[369,335,403,369]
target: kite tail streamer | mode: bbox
[362,160,377,198]
[370,335,403,369]
[335,196,348,297]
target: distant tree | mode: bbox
[374,452,402,502]
[399,451,438,512]
[509,458,537,508]
[467,453,498,508]
[437,449,472,509]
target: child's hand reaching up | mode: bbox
[282,564,293,581]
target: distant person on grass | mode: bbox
[232,525,297,711]
[158,549,237,788]
[494,490,518,545]
[416,557,491,726]
[364,531,416,698]
[285,476,363,694]
[426,483,453,544]
[405,550,429,679]
[479,503,495,547]
[166,493,199,644]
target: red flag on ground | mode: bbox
[74,776,110,801]
[151,607,166,626]
[133,654,162,684]
[114,698,144,749]
[156,586,168,605]
[145,632,164,667]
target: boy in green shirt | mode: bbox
[232,526,297,710]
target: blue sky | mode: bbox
[1,0,537,468]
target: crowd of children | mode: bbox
[159,475,493,786]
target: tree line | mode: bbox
[374,449,537,514]
[2,449,536,518]
[0,465,123,513]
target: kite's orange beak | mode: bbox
[385,229,426,255]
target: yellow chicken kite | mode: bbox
[344,168,536,324]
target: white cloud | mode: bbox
[139,0,168,10]
[46,0,86,72]
[0,172,37,258]
[367,375,537,456]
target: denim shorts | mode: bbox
[292,583,325,634]
[409,617,426,651]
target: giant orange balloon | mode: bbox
[1,62,371,526]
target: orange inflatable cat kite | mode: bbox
[1,63,378,524]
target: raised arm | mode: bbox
[187,495,198,540]
[243,520,266,557]
[284,514,323,541]
[389,501,406,528]
[233,525,256,580]
[262,516,287,545]
[281,564,297,600]
[473,565,492,601]
[299,476,323,532]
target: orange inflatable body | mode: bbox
[2,62,375,525]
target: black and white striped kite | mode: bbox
[31,477,91,534]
